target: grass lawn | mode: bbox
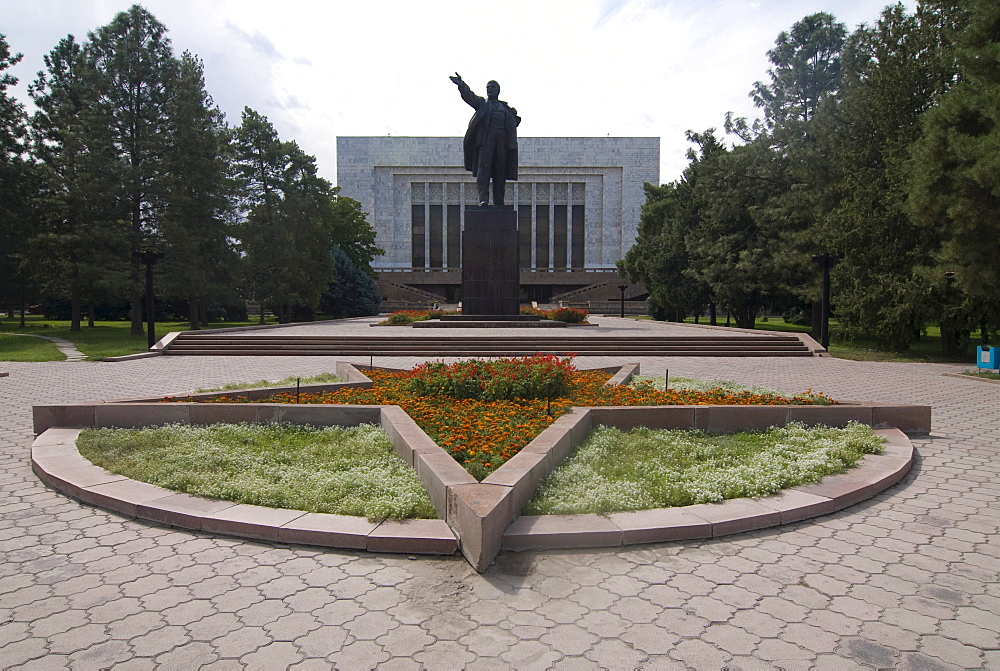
[629,315,985,364]
[0,315,281,361]
[962,369,1000,380]
[77,422,436,521]
[525,421,886,515]
[0,333,66,362]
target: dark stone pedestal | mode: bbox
[461,207,520,316]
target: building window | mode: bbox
[410,180,585,270]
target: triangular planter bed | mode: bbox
[32,362,929,572]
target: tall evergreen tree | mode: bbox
[159,51,237,330]
[0,34,34,322]
[30,35,125,331]
[618,132,718,321]
[328,193,383,273]
[319,246,382,318]
[752,12,848,141]
[84,5,179,335]
[234,109,342,323]
[909,0,1000,350]
[819,3,957,349]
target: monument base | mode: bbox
[441,315,538,322]
[413,319,567,328]
[462,207,519,316]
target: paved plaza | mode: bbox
[1,317,998,669]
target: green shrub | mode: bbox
[404,354,575,401]
[550,307,588,323]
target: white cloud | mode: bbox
[3,0,911,185]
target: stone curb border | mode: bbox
[103,317,377,361]
[503,427,912,551]
[32,363,929,571]
[943,372,1000,385]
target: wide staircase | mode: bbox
[163,333,817,357]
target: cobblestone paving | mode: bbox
[1,331,998,668]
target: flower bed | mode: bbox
[524,422,886,515]
[177,356,835,480]
[380,309,460,325]
[519,306,590,323]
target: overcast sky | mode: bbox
[4,0,909,185]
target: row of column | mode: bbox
[411,182,585,270]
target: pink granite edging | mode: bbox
[502,426,913,551]
[30,426,457,557]
[30,362,929,572]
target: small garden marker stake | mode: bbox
[296,378,301,403]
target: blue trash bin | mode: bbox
[977,346,999,370]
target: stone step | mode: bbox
[164,333,815,357]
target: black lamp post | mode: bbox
[811,252,840,350]
[617,284,629,318]
[134,250,164,349]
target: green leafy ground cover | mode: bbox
[77,422,435,521]
[194,372,341,393]
[525,422,885,515]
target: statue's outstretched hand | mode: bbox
[449,72,463,85]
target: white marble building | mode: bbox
[336,136,658,303]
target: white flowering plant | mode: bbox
[77,422,435,521]
[525,421,885,515]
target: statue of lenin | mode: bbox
[450,73,520,206]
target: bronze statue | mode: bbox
[450,73,520,206]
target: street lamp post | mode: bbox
[135,251,164,349]
[811,252,840,351]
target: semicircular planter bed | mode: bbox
[31,360,929,572]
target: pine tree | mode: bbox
[319,247,382,318]
[0,34,36,323]
[159,51,237,330]
[84,5,179,335]
[30,35,125,331]
[909,0,1000,350]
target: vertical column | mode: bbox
[442,182,448,269]
[530,183,537,269]
[567,183,573,270]
[423,183,431,269]
[548,183,555,269]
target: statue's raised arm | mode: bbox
[450,73,518,206]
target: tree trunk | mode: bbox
[189,296,200,330]
[709,303,717,326]
[130,197,144,335]
[70,270,82,332]
[18,277,25,328]
[941,325,970,358]
[733,306,757,329]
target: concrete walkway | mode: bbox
[0,332,87,362]
[1,325,997,668]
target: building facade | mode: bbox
[336,136,658,304]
